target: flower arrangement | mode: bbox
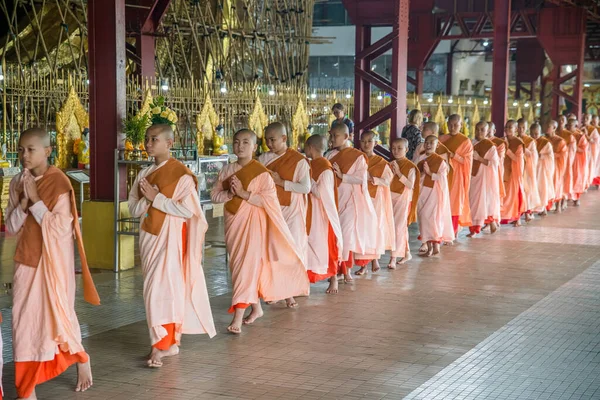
[148,96,178,126]
[123,113,150,147]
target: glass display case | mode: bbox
[198,155,229,203]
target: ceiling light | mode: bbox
[220,82,227,93]
[482,40,489,47]
[161,78,169,91]
[268,85,275,96]
[310,92,317,99]
[483,99,489,105]
[536,102,542,107]
[584,83,591,88]
[427,97,433,103]
[512,101,518,106]
[467,98,472,105]
[524,103,530,108]
[448,97,454,104]
[345,93,351,99]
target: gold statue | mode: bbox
[0,143,9,168]
[212,124,228,155]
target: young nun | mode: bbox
[6,128,100,399]
[529,123,555,215]
[128,124,216,367]
[211,129,309,334]
[467,121,501,237]
[354,130,395,275]
[304,134,344,294]
[416,134,454,257]
[388,138,419,268]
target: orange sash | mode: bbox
[306,157,337,235]
[222,160,269,215]
[13,166,100,306]
[417,153,444,189]
[139,158,197,236]
[390,158,420,224]
[536,136,551,154]
[550,135,566,154]
[441,133,469,154]
[367,155,388,198]
[504,136,524,181]
[521,135,534,148]
[472,138,494,177]
[329,147,367,187]
[264,148,306,206]
[558,129,574,146]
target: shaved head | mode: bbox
[448,114,462,123]
[234,128,257,143]
[422,121,439,137]
[305,134,327,152]
[391,137,408,147]
[20,127,51,147]
[265,122,287,137]
[330,122,349,136]
[476,121,488,130]
[361,130,376,140]
[147,124,174,140]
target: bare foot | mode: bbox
[418,243,428,254]
[344,273,353,283]
[466,232,475,238]
[387,257,397,269]
[147,344,179,368]
[481,223,489,231]
[397,252,412,265]
[490,222,498,234]
[355,266,367,276]
[228,308,245,334]
[432,242,441,255]
[76,359,93,392]
[286,297,298,308]
[538,210,547,217]
[574,199,581,207]
[371,259,381,273]
[525,213,533,222]
[513,220,522,227]
[326,277,339,294]
[19,389,38,399]
[243,303,264,324]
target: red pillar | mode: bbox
[136,34,155,79]
[415,69,424,96]
[491,0,511,135]
[88,0,127,200]
[353,25,371,146]
[390,0,409,143]
[446,53,453,95]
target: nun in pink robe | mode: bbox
[306,164,343,280]
[522,138,542,213]
[129,160,217,347]
[469,141,501,233]
[536,138,556,211]
[326,148,378,266]
[355,162,396,264]
[416,154,455,244]
[258,151,311,265]
[211,162,310,310]
[390,165,417,260]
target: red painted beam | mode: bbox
[491,0,510,135]
[88,0,127,200]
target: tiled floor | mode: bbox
[1,193,600,399]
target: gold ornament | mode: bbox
[55,86,89,169]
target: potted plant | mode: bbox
[123,113,149,159]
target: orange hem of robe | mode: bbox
[501,188,524,224]
[228,303,251,314]
[451,216,460,235]
[153,323,177,351]
[308,223,339,283]
[15,350,88,398]
[338,253,354,275]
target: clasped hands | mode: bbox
[17,169,40,211]
[139,179,160,202]
[228,176,250,200]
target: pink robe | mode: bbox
[259,152,311,265]
[391,168,416,258]
[307,169,343,276]
[522,138,542,213]
[439,134,473,229]
[585,127,598,187]
[536,140,555,211]
[326,149,378,261]
[129,161,216,345]
[416,155,455,243]
[469,144,501,229]
[355,164,395,261]
[572,133,589,199]
[501,141,525,222]
[211,163,310,308]
[6,175,85,362]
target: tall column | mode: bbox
[491,0,510,135]
[415,69,424,96]
[446,52,453,95]
[88,0,127,200]
[136,34,156,79]
[353,25,371,146]
[390,0,409,142]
